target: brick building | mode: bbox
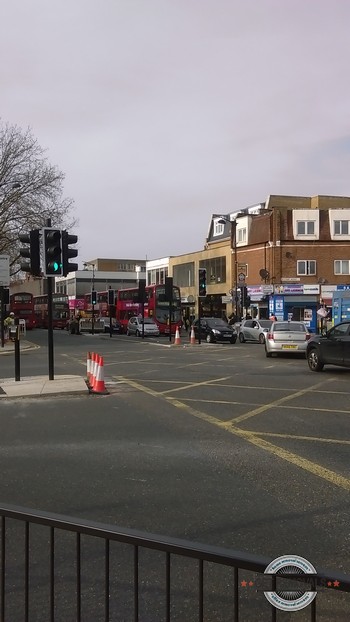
[170,195,350,331]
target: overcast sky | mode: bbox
[2,1,350,265]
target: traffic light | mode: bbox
[165,276,173,302]
[19,229,41,276]
[62,230,78,276]
[138,279,146,303]
[198,268,207,297]
[240,286,251,309]
[43,228,63,276]
[108,289,115,305]
[91,290,97,305]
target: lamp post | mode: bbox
[218,216,239,320]
[84,262,96,334]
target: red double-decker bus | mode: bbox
[83,291,109,317]
[9,292,36,329]
[116,284,181,334]
[34,294,69,329]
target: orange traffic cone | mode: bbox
[87,352,92,386]
[91,352,98,389]
[174,327,181,345]
[190,327,196,345]
[91,355,109,394]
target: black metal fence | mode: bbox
[0,503,349,621]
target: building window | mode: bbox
[199,257,226,284]
[297,221,315,235]
[237,228,246,243]
[334,260,350,275]
[213,219,224,236]
[334,220,349,235]
[297,260,316,276]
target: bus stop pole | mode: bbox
[0,287,4,348]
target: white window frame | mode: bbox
[237,227,247,244]
[297,221,315,235]
[213,219,224,237]
[334,220,349,236]
[334,260,350,275]
[297,260,316,276]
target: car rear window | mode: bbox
[274,322,306,332]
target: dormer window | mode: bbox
[213,219,224,236]
[297,221,315,235]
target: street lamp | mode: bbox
[217,216,240,319]
[84,261,96,334]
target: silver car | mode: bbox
[238,319,273,344]
[265,321,311,356]
[126,316,160,337]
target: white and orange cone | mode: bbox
[91,355,109,394]
[190,326,196,345]
[87,352,92,386]
[174,327,181,345]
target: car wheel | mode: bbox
[307,348,324,372]
[239,333,245,343]
[206,333,214,343]
[136,330,140,337]
[258,333,265,344]
[230,337,237,344]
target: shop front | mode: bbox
[269,284,319,333]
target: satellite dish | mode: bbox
[259,269,269,279]
[318,277,327,285]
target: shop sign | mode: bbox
[303,284,320,294]
[221,295,232,303]
[274,284,303,295]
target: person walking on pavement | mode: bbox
[4,312,16,341]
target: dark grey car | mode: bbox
[192,318,237,344]
[306,321,350,371]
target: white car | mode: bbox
[238,319,273,344]
[126,316,160,337]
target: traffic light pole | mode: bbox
[47,276,54,380]
[198,297,202,345]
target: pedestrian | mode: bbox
[185,317,190,332]
[4,312,16,341]
[269,314,277,321]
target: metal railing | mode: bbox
[0,503,349,621]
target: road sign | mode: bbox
[0,255,10,286]
[238,272,246,283]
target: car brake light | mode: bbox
[267,332,274,340]
[305,333,311,340]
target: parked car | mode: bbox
[265,321,310,356]
[126,316,160,337]
[306,321,350,372]
[238,319,273,344]
[192,318,237,344]
[98,317,122,334]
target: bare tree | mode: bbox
[0,122,76,273]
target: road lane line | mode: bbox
[159,377,231,395]
[118,376,350,491]
[227,379,335,424]
[167,398,350,492]
[251,431,350,446]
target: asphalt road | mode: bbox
[0,329,349,620]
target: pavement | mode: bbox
[0,340,88,398]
